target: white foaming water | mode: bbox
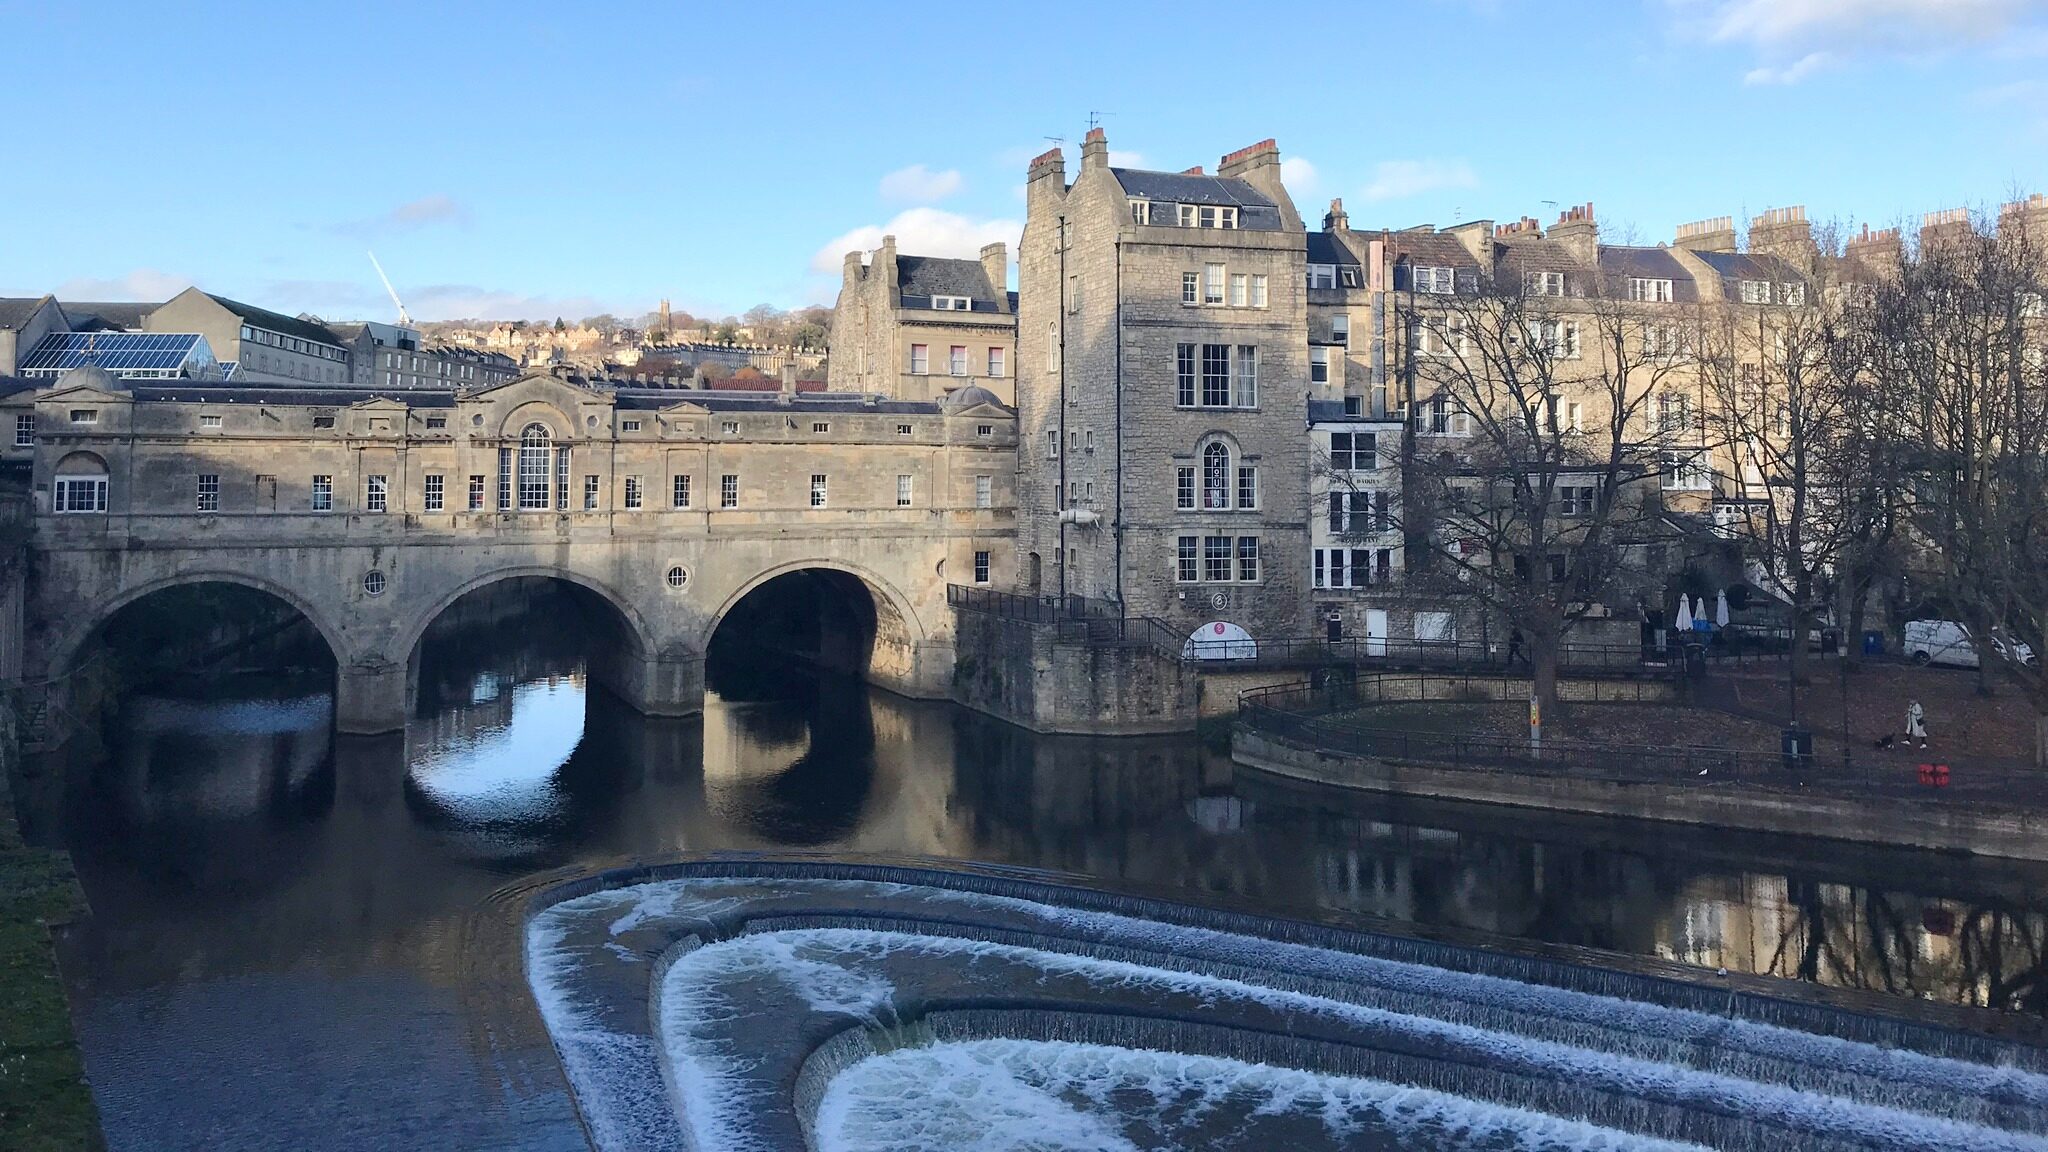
[815,1038,1710,1152]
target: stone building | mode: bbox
[1014,131,1314,651]
[827,235,1016,404]
[145,287,352,384]
[0,296,65,376]
[331,320,519,390]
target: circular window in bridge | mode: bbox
[363,570,388,597]
[665,565,690,591]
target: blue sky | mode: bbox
[3,0,2043,323]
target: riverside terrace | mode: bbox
[1235,674,2048,860]
[527,858,2048,1152]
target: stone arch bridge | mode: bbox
[15,369,1016,737]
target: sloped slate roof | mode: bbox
[1112,168,1286,231]
[61,301,155,331]
[1691,250,1803,284]
[895,256,1000,305]
[130,386,458,407]
[1385,231,1483,269]
[0,297,54,330]
[1598,246,1700,302]
[1306,232,1361,267]
[206,294,346,347]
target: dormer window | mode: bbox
[1526,271,1567,297]
[1629,277,1673,302]
[1197,206,1238,229]
[1780,282,1806,306]
[1129,199,1151,225]
[1341,267,1362,288]
[1413,266,1455,294]
[1739,280,1772,305]
[932,295,972,311]
[1308,264,1337,290]
[1177,204,1198,227]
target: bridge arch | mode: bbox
[396,565,659,665]
[704,558,936,697]
[46,569,350,682]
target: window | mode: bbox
[1780,282,1806,306]
[362,571,386,597]
[673,474,692,508]
[1331,314,1350,347]
[949,346,968,376]
[1236,466,1258,510]
[1046,323,1059,372]
[424,473,444,511]
[1739,280,1771,305]
[1182,272,1199,305]
[1413,265,1455,294]
[1229,273,1248,307]
[1308,264,1336,290]
[963,549,989,584]
[1176,535,1200,581]
[1662,450,1711,491]
[1528,319,1580,359]
[583,474,599,510]
[1628,277,1674,302]
[1204,263,1225,305]
[366,474,388,512]
[720,475,738,508]
[987,347,1005,377]
[978,423,994,438]
[1424,396,1471,436]
[194,473,219,511]
[54,475,107,513]
[932,295,972,310]
[1559,485,1598,516]
[1234,345,1258,407]
[624,476,643,509]
[810,474,828,508]
[1237,537,1259,582]
[1657,392,1693,434]
[721,421,740,435]
[1047,430,1060,458]
[1526,271,1566,297]
[666,565,689,590]
[1201,344,1230,406]
[896,475,913,507]
[1177,204,1198,227]
[316,413,336,430]
[1344,395,1363,417]
[1203,535,1233,581]
[1129,199,1151,225]
[1176,343,1197,407]
[497,447,512,510]
[621,419,641,432]
[1251,274,1268,308]
[425,415,446,430]
[975,474,993,508]
[13,414,32,446]
[517,423,553,509]
[199,414,222,429]
[1329,431,1376,471]
[70,409,98,424]
[468,475,485,510]
[1202,442,1231,509]
[1644,324,1690,360]
[898,423,915,436]
[1565,400,1583,433]
[311,474,333,511]
[554,445,570,511]
[1176,466,1195,510]
[1067,275,1080,313]
[812,421,830,434]
[1311,347,1330,384]
[1083,429,1094,452]
[910,344,929,374]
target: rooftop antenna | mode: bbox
[367,251,413,326]
[1086,110,1113,130]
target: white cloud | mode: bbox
[1742,50,1834,83]
[1281,156,1319,196]
[1358,159,1479,203]
[329,194,471,238]
[878,164,963,203]
[53,268,193,301]
[810,207,1023,274]
[1107,150,1145,168]
[1677,0,2046,82]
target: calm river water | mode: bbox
[25,597,2048,1151]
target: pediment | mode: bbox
[458,371,610,404]
[347,395,411,413]
[35,382,130,405]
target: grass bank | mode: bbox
[0,700,102,1151]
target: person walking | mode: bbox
[1506,628,1525,668]
[1906,699,1928,750]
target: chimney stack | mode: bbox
[1919,207,1972,252]
[1216,138,1297,228]
[979,241,1008,310]
[1845,224,1902,274]
[1027,145,1066,212]
[779,363,796,394]
[1674,216,1737,254]
[1494,216,1543,242]
[1548,202,1598,265]
[1749,206,1816,269]
[1080,126,1109,172]
[2000,193,2048,242]
[1323,197,1350,233]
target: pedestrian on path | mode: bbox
[1906,699,1928,749]
[1507,628,1525,668]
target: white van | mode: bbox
[1905,620,1979,667]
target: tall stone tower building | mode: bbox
[1016,130,1311,645]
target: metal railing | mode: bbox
[1237,677,2036,803]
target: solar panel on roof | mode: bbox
[18,331,216,379]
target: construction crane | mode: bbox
[367,251,413,326]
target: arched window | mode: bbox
[517,423,553,510]
[53,451,109,514]
[1202,442,1231,510]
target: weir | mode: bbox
[527,860,2048,1152]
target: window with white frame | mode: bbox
[54,473,107,513]
[673,474,692,508]
[424,473,444,511]
[1201,344,1231,406]
[1047,430,1060,458]
[1558,484,1598,516]
[70,409,98,424]
[973,550,991,583]
[1525,271,1566,297]
[621,419,641,432]
[1310,347,1329,383]
[624,476,643,509]
[1529,319,1580,358]
[1229,273,1247,307]
[1662,450,1711,490]
[910,344,929,374]
[896,475,913,507]
[1129,199,1151,225]
[1237,537,1260,581]
[1412,265,1455,294]
[1307,264,1337,290]
[311,474,333,511]
[1046,323,1059,372]
[1644,323,1690,359]
[1203,535,1232,581]
[987,347,1005,377]
[975,474,993,508]
[1176,343,1196,407]
[1234,345,1259,407]
[1739,279,1771,305]
[195,473,219,512]
[1201,442,1231,509]
[469,474,486,510]
[721,421,739,435]
[518,423,553,510]
[1176,465,1195,509]
[1424,396,1471,436]
[366,474,388,512]
[1181,272,1199,305]
[949,345,967,375]
[1780,282,1805,306]
[1176,535,1198,582]
[584,474,600,510]
[1236,466,1258,510]
[1204,263,1225,304]
[977,423,994,438]
[1198,205,1238,229]
[720,474,738,508]
[898,423,914,436]
[810,474,828,508]
[1331,314,1350,347]
[812,421,830,434]
[1251,274,1268,308]
[1177,204,1198,227]
[932,295,972,311]
[200,414,222,428]
[1629,277,1674,302]
[1657,391,1693,434]
[13,414,32,446]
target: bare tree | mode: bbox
[1405,258,1692,732]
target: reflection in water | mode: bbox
[26,584,2048,1151]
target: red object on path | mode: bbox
[1916,763,1951,787]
